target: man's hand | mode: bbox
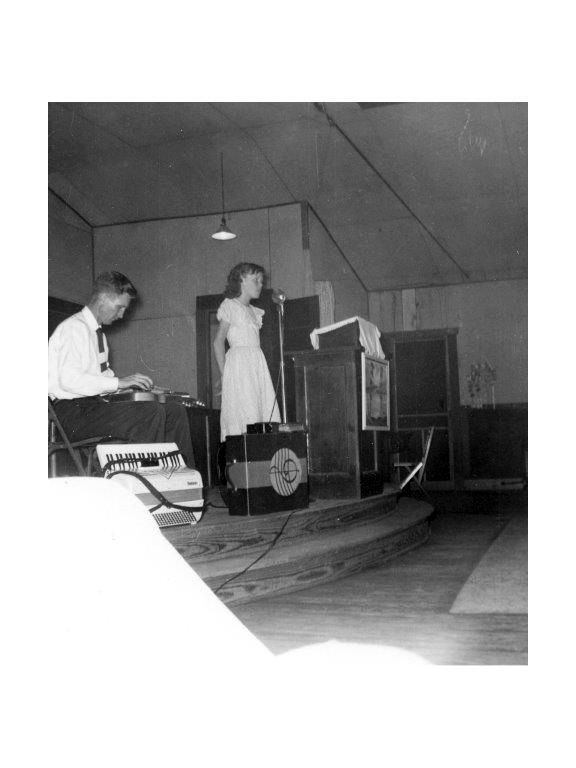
[118,373,154,391]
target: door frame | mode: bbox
[380,328,463,489]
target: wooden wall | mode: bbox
[369,279,527,406]
[93,203,314,394]
[48,193,93,303]
[307,207,368,321]
[49,188,526,410]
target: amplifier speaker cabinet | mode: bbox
[225,432,309,516]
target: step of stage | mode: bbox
[162,494,434,604]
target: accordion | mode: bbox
[96,443,204,528]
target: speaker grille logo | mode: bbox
[269,448,302,496]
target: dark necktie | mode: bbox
[96,327,110,372]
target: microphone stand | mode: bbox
[272,289,304,434]
[276,296,288,424]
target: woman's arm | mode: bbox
[213,319,230,376]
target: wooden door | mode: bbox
[380,329,462,489]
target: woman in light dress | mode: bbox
[213,263,280,442]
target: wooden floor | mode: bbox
[229,491,528,665]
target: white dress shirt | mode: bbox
[49,306,119,399]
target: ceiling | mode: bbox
[48,101,528,292]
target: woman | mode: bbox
[213,262,280,442]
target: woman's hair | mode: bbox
[223,262,265,298]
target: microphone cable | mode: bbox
[266,359,283,425]
[214,504,300,596]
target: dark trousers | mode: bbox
[53,397,195,467]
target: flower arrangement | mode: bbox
[467,360,497,408]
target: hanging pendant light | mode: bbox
[211,152,236,240]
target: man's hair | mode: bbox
[92,271,137,300]
[223,262,265,298]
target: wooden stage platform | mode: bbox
[161,488,434,605]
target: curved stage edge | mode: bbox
[161,488,434,605]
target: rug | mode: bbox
[450,512,528,614]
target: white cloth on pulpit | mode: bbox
[310,316,385,359]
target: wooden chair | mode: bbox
[48,399,109,478]
[394,426,435,497]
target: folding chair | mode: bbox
[48,399,109,478]
[394,426,435,497]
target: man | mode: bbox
[49,271,195,467]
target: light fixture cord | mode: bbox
[220,152,226,216]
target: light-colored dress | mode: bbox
[217,298,280,441]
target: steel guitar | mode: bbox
[102,389,207,407]
[96,442,204,528]
[101,388,216,488]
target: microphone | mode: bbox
[272,288,287,305]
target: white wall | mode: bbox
[94,203,313,394]
[369,279,527,405]
[48,194,93,303]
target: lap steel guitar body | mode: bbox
[103,390,162,402]
[103,389,207,408]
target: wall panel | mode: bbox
[48,194,93,303]
[369,278,527,405]
[307,208,367,321]
[106,315,197,393]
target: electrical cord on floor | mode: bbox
[214,505,299,596]
[105,468,203,523]
[212,361,289,589]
